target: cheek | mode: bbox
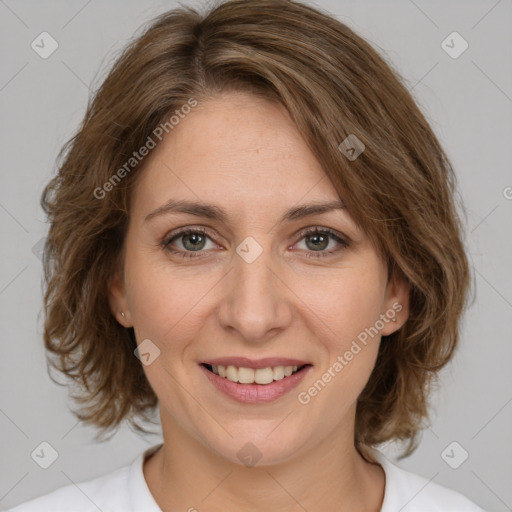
[297,264,386,402]
[301,265,386,345]
[299,285,383,422]
[124,245,224,356]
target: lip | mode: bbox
[199,363,313,404]
[200,357,311,369]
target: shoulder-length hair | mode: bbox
[41,0,470,461]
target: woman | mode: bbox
[8,0,485,510]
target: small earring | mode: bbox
[121,312,125,317]
[392,317,397,322]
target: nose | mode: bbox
[216,242,293,343]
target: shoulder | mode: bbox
[371,449,486,512]
[5,459,133,512]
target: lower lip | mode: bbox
[199,364,312,403]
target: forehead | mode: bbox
[133,92,342,215]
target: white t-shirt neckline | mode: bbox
[128,443,162,511]
[129,443,484,512]
[8,442,485,511]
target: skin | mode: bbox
[109,91,409,512]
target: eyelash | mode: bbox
[161,226,350,260]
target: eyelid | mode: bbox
[162,226,214,245]
[161,224,350,258]
[294,226,350,246]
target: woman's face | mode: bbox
[110,92,408,466]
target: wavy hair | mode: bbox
[41,0,470,461]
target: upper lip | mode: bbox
[201,357,312,369]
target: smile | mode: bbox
[203,363,305,384]
[199,359,313,403]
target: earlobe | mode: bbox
[108,270,132,327]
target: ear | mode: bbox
[380,268,410,336]
[108,268,133,328]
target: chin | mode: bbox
[201,420,312,468]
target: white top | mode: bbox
[6,444,485,511]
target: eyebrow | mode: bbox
[144,198,345,225]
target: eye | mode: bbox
[162,228,217,258]
[161,226,350,260]
[293,227,349,258]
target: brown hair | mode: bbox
[41,0,470,461]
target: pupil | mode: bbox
[307,234,327,251]
[184,233,204,250]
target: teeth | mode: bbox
[254,367,274,385]
[226,365,239,382]
[272,366,284,380]
[238,367,254,384]
[209,364,303,384]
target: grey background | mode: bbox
[1,0,511,510]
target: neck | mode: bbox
[143,410,385,512]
